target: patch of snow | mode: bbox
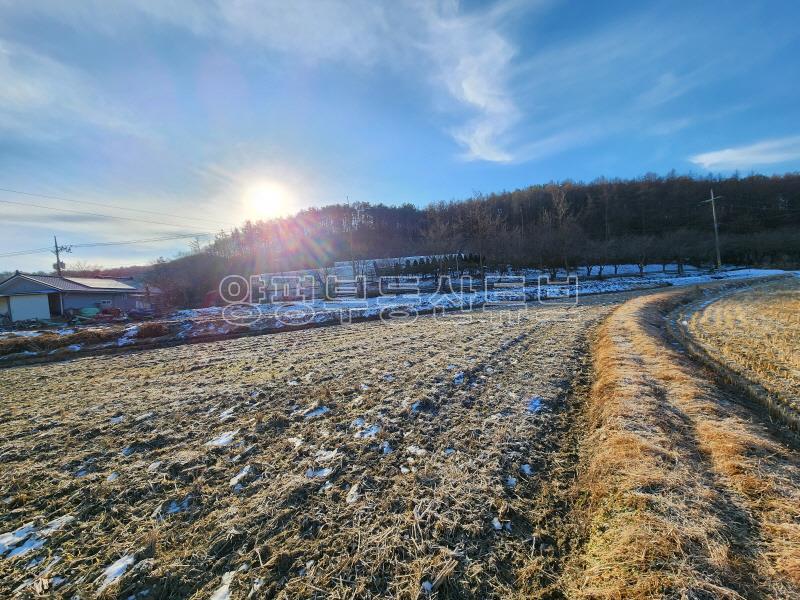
[205,429,239,447]
[520,464,533,476]
[219,407,235,422]
[443,448,455,456]
[67,344,82,352]
[525,397,544,413]
[421,580,433,594]
[506,476,518,489]
[354,424,381,439]
[230,465,252,488]
[380,441,393,455]
[97,554,135,592]
[117,326,139,346]
[210,571,235,600]
[345,483,360,504]
[305,467,333,479]
[452,371,465,385]
[407,445,427,456]
[165,496,190,514]
[7,330,42,338]
[0,525,42,558]
[110,415,124,424]
[315,449,338,462]
[491,517,503,531]
[303,406,330,419]
[107,472,120,482]
[39,515,74,536]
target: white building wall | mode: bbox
[9,294,50,322]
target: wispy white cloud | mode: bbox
[690,136,800,170]
[0,40,141,140]
[417,2,522,162]
[159,0,526,162]
[0,0,795,169]
[0,0,528,162]
[635,71,701,108]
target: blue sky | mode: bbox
[1,0,799,271]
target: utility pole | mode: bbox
[700,189,723,270]
[52,236,71,276]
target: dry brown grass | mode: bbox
[135,322,170,339]
[0,327,123,355]
[682,277,800,417]
[566,285,800,599]
[0,297,629,599]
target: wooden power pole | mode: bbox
[701,189,723,270]
[52,236,71,276]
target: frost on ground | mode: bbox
[0,291,659,597]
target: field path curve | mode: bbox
[568,284,800,599]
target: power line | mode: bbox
[0,186,238,228]
[0,247,52,257]
[0,198,220,231]
[0,233,210,259]
[71,233,211,249]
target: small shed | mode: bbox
[0,273,160,322]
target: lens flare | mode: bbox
[243,181,293,220]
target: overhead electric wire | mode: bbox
[0,233,211,258]
[0,186,238,228]
[0,198,221,231]
[0,247,53,257]
[71,233,211,249]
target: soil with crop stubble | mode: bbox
[0,294,633,599]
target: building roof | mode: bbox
[0,273,138,294]
[15,274,93,291]
[64,277,137,290]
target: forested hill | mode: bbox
[147,172,799,306]
[205,172,798,263]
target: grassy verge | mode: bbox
[565,285,800,598]
[672,278,800,432]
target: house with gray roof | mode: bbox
[0,272,160,322]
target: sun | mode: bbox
[243,181,293,220]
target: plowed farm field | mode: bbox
[0,296,625,599]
